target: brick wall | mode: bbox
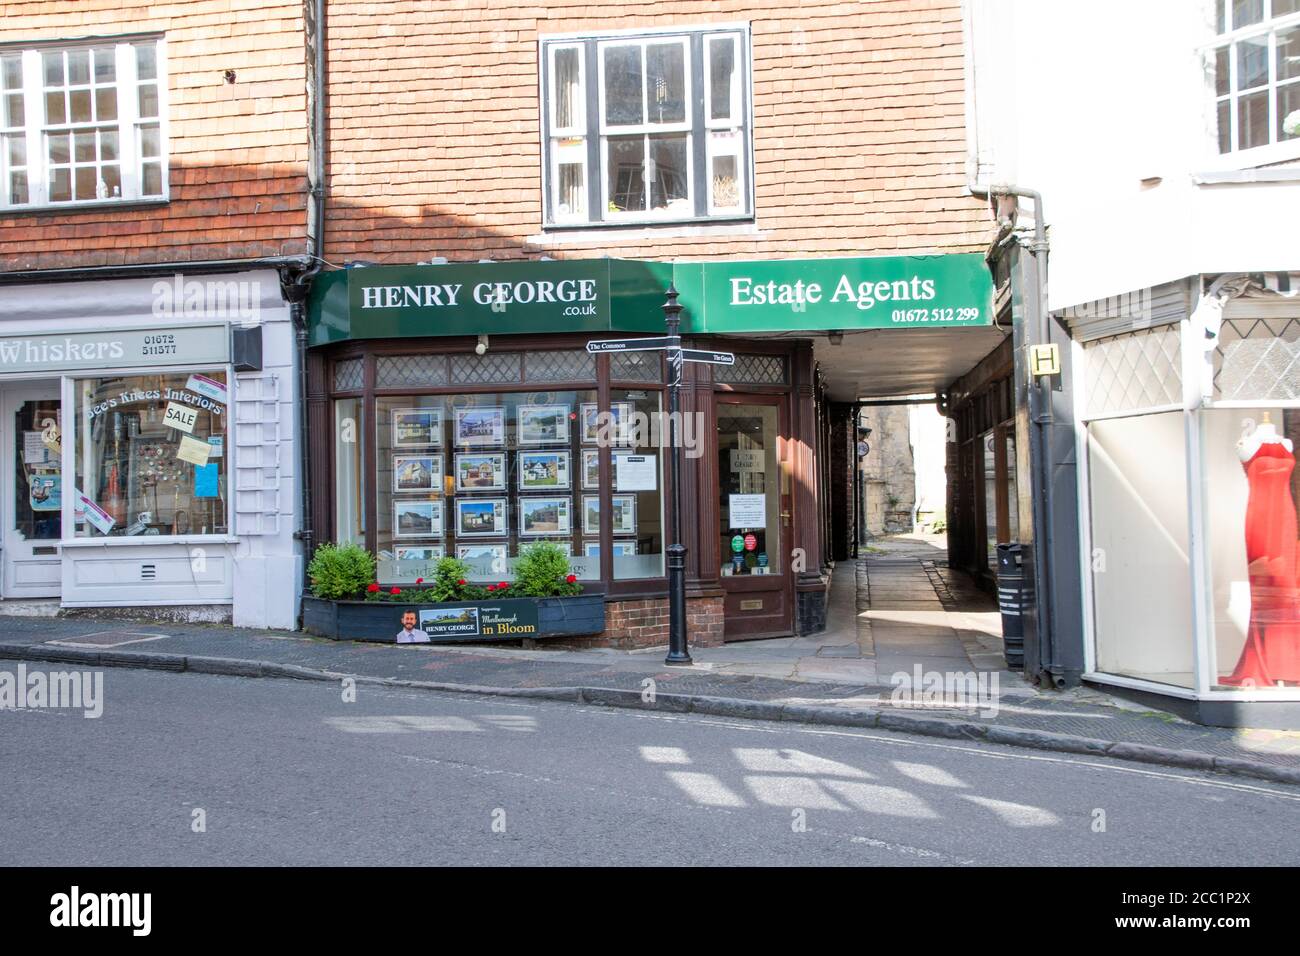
[326,0,985,263]
[557,595,725,649]
[0,0,310,270]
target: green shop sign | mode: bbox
[308,254,991,346]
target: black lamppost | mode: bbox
[663,284,692,666]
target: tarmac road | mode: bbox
[1,667,1296,866]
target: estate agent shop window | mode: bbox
[331,348,666,590]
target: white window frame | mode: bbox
[547,42,588,224]
[704,32,745,217]
[0,36,168,211]
[597,36,693,222]
[1202,3,1300,167]
[538,24,752,229]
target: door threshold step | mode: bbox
[0,598,61,617]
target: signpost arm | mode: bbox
[663,285,692,665]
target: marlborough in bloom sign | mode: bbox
[307,254,993,345]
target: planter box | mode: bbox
[301,593,606,644]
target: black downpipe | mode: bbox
[292,0,328,595]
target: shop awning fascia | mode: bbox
[307,254,993,347]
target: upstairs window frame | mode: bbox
[0,35,167,212]
[1206,0,1300,164]
[539,24,753,229]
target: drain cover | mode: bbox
[47,631,169,648]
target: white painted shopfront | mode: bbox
[0,270,300,628]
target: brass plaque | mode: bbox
[739,599,763,611]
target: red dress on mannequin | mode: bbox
[1222,441,1300,686]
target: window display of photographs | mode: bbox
[455,452,506,492]
[583,494,637,535]
[457,543,508,577]
[517,403,571,445]
[580,402,632,445]
[582,541,636,557]
[518,450,571,490]
[453,406,506,446]
[525,541,571,556]
[519,496,572,536]
[393,499,444,538]
[581,449,600,489]
[392,408,442,448]
[395,546,445,562]
[455,497,507,536]
[393,454,442,494]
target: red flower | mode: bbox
[499,581,509,589]
[390,587,401,595]
[415,577,424,584]
[366,583,381,593]
[486,584,496,592]
[457,578,467,586]
[566,574,577,584]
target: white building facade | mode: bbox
[0,270,302,629]
[968,0,1300,725]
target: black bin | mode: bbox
[995,543,1026,668]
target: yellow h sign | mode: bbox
[1029,343,1061,377]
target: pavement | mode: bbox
[1,533,1298,786]
[4,667,1297,866]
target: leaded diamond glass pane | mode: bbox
[450,351,522,384]
[609,350,661,382]
[525,350,594,382]
[1214,317,1300,402]
[1083,326,1182,417]
[715,353,786,385]
[333,357,363,392]
[376,354,448,388]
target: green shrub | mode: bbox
[307,542,376,600]
[512,542,582,598]
[429,556,480,602]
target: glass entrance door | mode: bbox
[2,384,62,599]
[715,393,792,639]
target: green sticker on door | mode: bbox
[731,535,744,553]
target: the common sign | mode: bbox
[586,337,668,353]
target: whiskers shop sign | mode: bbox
[417,599,539,642]
[0,324,231,375]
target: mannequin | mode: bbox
[1223,413,1300,686]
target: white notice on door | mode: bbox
[728,493,767,529]
[22,431,48,465]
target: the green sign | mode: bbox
[731,535,745,553]
[675,255,992,332]
[308,254,992,346]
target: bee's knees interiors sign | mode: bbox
[0,325,230,375]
